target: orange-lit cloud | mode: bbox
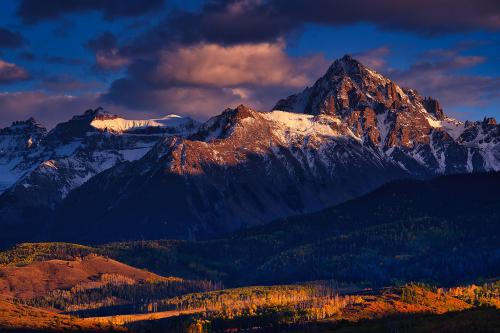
[102,42,328,117]
[154,42,318,88]
[0,59,29,83]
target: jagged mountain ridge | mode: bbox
[275,55,499,173]
[51,105,406,242]
[0,108,200,226]
[0,55,499,244]
[0,118,46,193]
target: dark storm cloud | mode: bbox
[0,27,24,48]
[17,0,166,24]
[165,1,294,45]
[125,0,499,54]
[272,0,500,35]
[123,0,294,55]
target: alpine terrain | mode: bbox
[1,55,499,245]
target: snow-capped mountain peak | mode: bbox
[0,56,499,243]
[0,106,201,213]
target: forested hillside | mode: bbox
[2,172,498,287]
[1,172,499,332]
[99,172,500,286]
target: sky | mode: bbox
[0,0,498,128]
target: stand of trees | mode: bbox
[18,276,221,314]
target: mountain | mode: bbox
[1,55,499,245]
[52,104,407,243]
[0,117,46,193]
[275,55,499,173]
[0,108,199,233]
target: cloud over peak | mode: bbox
[102,42,328,117]
[154,42,320,88]
[0,59,29,84]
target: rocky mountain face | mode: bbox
[51,105,407,242]
[275,55,499,174]
[0,108,199,228]
[0,55,499,245]
[0,118,46,193]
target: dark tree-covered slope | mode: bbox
[2,172,498,286]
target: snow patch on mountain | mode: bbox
[90,114,199,134]
[441,119,466,140]
[263,110,342,138]
[376,111,391,145]
[425,115,465,140]
[425,115,442,128]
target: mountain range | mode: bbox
[0,55,499,246]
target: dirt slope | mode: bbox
[0,254,162,299]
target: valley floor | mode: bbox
[1,278,499,332]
